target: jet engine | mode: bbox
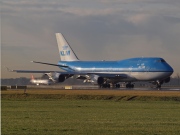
[45,72,66,83]
[58,74,66,82]
[91,75,104,85]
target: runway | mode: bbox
[115,87,180,91]
[26,85,180,91]
[3,85,180,101]
[4,84,180,92]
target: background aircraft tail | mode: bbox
[56,33,79,61]
[31,75,34,80]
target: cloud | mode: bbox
[1,0,180,78]
[126,14,152,25]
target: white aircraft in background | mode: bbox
[30,75,51,85]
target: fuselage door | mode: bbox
[145,66,150,73]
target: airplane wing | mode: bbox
[6,66,127,78]
[32,61,68,67]
[5,61,70,74]
[6,67,72,74]
[6,61,127,78]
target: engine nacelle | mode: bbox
[91,75,104,85]
[45,72,66,83]
[58,75,66,82]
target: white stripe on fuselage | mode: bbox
[75,71,171,82]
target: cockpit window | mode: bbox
[161,59,166,62]
[156,59,166,63]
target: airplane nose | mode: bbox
[167,65,174,74]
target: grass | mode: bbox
[2,89,180,101]
[1,100,180,135]
[2,89,180,97]
[1,89,180,135]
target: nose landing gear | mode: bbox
[115,84,120,88]
[99,83,111,88]
[156,80,163,89]
[99,83,121,88]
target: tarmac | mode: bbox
[26,85,180,91]
[3,84,180,91]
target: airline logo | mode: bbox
[62,45,69,50]
[60,45,70,56]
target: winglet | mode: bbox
[4,66,14,72]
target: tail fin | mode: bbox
[56,33,79,61]
[31,75,34,80]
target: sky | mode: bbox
[1,0,180,78]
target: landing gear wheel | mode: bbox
[107,84,111,88]
[115,84,120,88]
[103,83,111,88]
[102,84,107,88]
[126,83,134,88]
[156,84,161,89]
[156,80,162,90]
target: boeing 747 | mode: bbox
[8,33,174,88]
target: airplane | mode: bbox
[7,33,174,89]
[30,75,51,85]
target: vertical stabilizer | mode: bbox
[31,75,34,80]
[56,33,79,61]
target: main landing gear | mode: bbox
[99,83,120,88]
[99,83,111,88]
[99,83,135,89]
[126,83,134,88]
[115,84,120,88]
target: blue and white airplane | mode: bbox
[9,33,174,88]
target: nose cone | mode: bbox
[169,66,174,73]
[166,64,174,75]
[156,58,173,74]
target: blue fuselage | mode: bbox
[58,57,173,72]
[58,57,173,82]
